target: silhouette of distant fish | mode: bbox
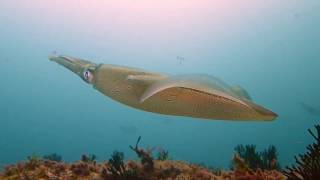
[177,56,186,64]
[0,58,9,63]
[300,102,320,116]
[119,125,138,135]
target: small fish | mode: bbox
[0,58,9,63]
[119,125,138,135]
[293,13,301,19]
[294,141,304,144]
[177,56,186,64]
[300,102,320,116]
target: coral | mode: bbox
[2,159,71,179]
[0,157,286,180]
[233,144,280,171]
[26,154,42,170]
[156,163,181,179]
[129,136,154,172]
[232,153,250,174]
[0,136,286,180]
[234,144,262,170]
[107,150,126,176]
[81,154,97,163]
[105,151,140,179]
[283,124,320,180]
[157,147,169,161]
[70,162,91,176]
[3,165,22,177]
[196,162,223,176]
[43,153,62,162]
[261,145,281,170]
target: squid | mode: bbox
[50,55,277,121]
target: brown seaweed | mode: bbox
[283,124,320,179]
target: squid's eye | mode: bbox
[83,70,92,81]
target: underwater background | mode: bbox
[0,0,319,170]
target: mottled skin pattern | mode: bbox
[50,55,277,121]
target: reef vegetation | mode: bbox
[0,136,287,180]
[230,145,283,180]
[283,124,320,180]
[232,144,281,171]
[43,153,63,162]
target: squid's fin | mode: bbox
[126,74,168,84]
[139,74,249,107]
[230,85,252,100]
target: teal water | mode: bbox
[0,0,320,169]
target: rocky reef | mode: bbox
[2,122,320,180]
[0,136,286,180]
[0,156,285,180]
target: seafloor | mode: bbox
[0,158,285,180]
[1,124,319,180]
